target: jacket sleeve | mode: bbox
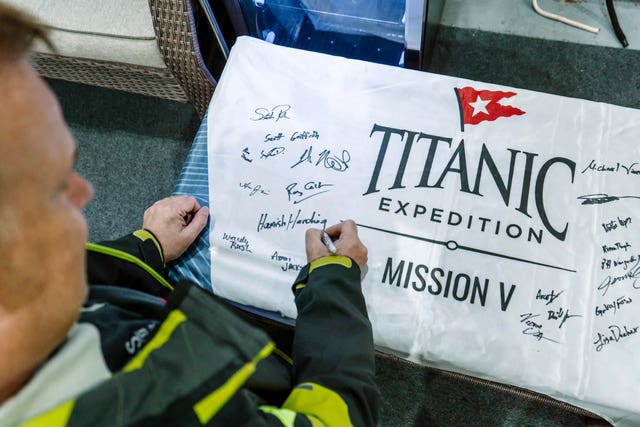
[86,230,172,298]
[23,266,377,427]
[278,255,380,427]
[182,265,379,427]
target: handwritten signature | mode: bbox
[222,233,252,253]
[535,289,563,306]
[250,104,292,122]
[602,241,632,254]
[239,182,270,197]
[595,295,632,317]
[264,131,319,143]
[601,254,638,271]
[593,324,639,352]
[241,147,253,163]
[577,193,640,205]
[286,181,334,204]
[261,146,286,159]
[264,132,285,142]
[290,130,320,142]
[291,146,351,172]
[581,160,640,175]
[601,216,632,232]
[520,313,560,343]
[271,251,304,272]
[546,307,581,329]
[257,209,328,232]
[597,258,640,296]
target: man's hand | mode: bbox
[142,196,209,262]
[305,220,368,273]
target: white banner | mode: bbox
[208,37,640,425]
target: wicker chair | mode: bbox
[28,0,218,118]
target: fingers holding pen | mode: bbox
[332,220,368,272]
[305,220,368,273]
[305,228,331,263]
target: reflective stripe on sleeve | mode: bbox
[259,406,296,426]
[133,229,164,264]
[282,382,353,427]
[85,242,173,291]
[124,309,186,372]
[308,256,352,274]
[193,342,275,424]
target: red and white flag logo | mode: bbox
[455,86,525,131]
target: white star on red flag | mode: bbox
[469,96,490,117]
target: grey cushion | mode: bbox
[6,0,166,68]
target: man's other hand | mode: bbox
[305,220,368,273]
[142,196,209,262]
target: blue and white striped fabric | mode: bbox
[168,112,212,289]
[168,112,294,326]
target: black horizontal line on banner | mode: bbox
[357,223,577,274]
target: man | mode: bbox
[0,5,379,426]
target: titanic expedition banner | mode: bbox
[207,37,640,425]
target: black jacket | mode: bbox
[22,231,379,426]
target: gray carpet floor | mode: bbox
[49,25,638,426]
